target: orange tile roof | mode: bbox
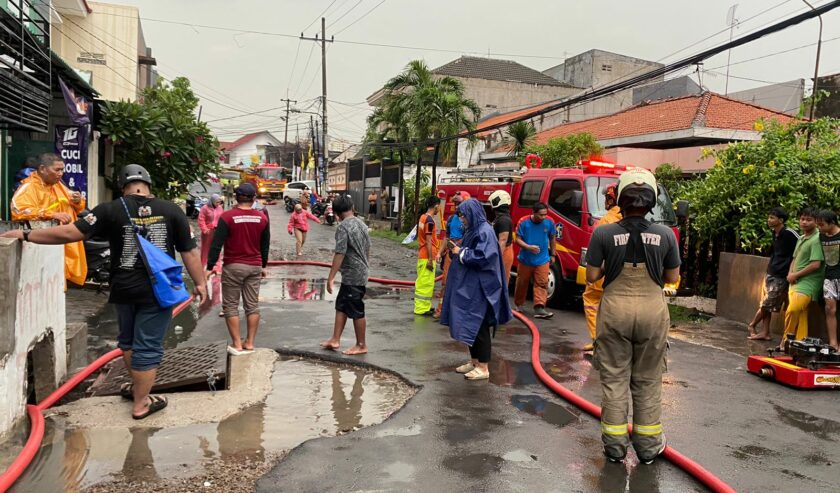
[530,93,796,145]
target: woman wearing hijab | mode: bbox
[441,199,512,380]
[199,194,225,274]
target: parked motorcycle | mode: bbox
[284,197,300,213]
[324,203,335,225]
[186,192,209,218]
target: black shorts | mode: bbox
[336,284,366,319]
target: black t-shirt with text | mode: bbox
[74,195,196,305]
[586,217,681,288]
[493,212,514,247]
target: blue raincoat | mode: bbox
[441,199,512,345]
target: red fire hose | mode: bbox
[514,311,736,493]
[0,264,736,493]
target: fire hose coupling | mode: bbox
[759,367,775,378]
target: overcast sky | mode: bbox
[112,0,840,144]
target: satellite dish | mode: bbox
[726,4,739,27]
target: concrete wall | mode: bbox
[459,77,579,116]
[0,238,67,436]
[728,79,804,116]
[52,2,141,102]
[602,144,726,173]
[717,252,830,339]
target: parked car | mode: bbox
[186,180,222,217]
[282,180,316,202]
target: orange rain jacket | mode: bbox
[11,173,87,286]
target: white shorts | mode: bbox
[824,279,840,301]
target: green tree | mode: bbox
[366,60,480,227]
[505,120,536,159]
[522,133,602,168]
[100,77,220,199]
[654,163,685,199]
[682,118,840,252]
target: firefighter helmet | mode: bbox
[489,190,511,208]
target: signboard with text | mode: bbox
[54,125,88,198]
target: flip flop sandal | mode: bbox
[465,368,490,380]
[227,346,253,356]
[455,363,475,374]
[120,382,133,401]
[132,395,168,420]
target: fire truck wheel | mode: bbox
[546,262,560,306]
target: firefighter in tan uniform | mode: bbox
[585,168,681,464]
[582,184,621,351]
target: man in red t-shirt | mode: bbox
[414,195,441,315]
[206,183,270,355]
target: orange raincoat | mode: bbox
[11,173,87,286]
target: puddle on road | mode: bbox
[259,277,407,302]
[4,357,414,493]
[510,394,578,427]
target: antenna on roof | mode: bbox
[724,4,740,95]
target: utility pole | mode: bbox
[281,96,297,145]
[301,18,333,194]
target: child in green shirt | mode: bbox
[782,208,825,347]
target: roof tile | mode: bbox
[433,56,577,88]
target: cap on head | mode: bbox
[617,168,658,210]
[234,183,257,197]
[118,164,152,188]
[489,190,511,208]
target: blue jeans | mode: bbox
[115,304,173,371]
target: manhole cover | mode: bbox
[88,342,229,396]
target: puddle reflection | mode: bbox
[259,278,406,303]
[7,358,414,492]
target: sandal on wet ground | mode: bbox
[455,363,475,374]
[227,346,253,356]
[132,395,168,420]
[464,368,490,380]
[120,382,133,400]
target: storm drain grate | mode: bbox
[88,342,229,396]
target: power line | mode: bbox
[293,42,317,98]
[204,106,286,123]
[327,0,363,28]
[366,1,840,149]
[302,0,339,32]
[334,0,387,35]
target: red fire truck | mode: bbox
[241,163,290,200]
[436,159,686,306]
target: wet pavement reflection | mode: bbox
[6,357,414,492]
[258,276,407,302]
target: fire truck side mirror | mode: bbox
[676,200,689,220]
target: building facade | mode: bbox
[51,0,157,102]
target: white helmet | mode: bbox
[489,190,512,208]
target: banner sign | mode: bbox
[58,78,92,126]
[55,125,89,198]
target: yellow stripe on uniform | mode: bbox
[601,422,629,436]
[633,423,663,436]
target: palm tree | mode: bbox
[366,60,481,215]
[505,120,536,159]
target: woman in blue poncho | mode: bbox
[441,198,512,380]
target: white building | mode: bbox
[220,131,284,168]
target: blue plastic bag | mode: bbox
[121,199,191,308]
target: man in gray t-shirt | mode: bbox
[321,196,371,355]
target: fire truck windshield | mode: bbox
[584,176,677,226]
[258,168,285,180]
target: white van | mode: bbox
[283,180,316,201]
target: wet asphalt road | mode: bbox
[185,205,840,493]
